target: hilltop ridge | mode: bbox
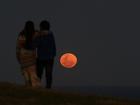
[0,82,139,105]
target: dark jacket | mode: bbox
[32,30,56,60]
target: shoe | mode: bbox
[46,86,51,89]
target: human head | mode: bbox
[40,20,50,31]
[24,20,35,32]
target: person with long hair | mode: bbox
[16,21,41,87]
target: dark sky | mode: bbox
[0,0,140,87]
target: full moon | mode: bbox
[60,53,77,68]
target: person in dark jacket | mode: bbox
[33,20,56,89]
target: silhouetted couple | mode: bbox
[16,20,56,89]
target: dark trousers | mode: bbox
[36,59,54,88]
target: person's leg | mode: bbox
[22,68,31,87]
[28,64,41,88]
[36,59,44,80]
[45,59,54,89]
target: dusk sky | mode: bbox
[0,0,140,87]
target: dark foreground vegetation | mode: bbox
[0,82,140,105]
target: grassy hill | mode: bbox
[0,82,140,105]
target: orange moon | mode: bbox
[60,53,77,68]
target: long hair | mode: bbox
[23,21,35,49]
